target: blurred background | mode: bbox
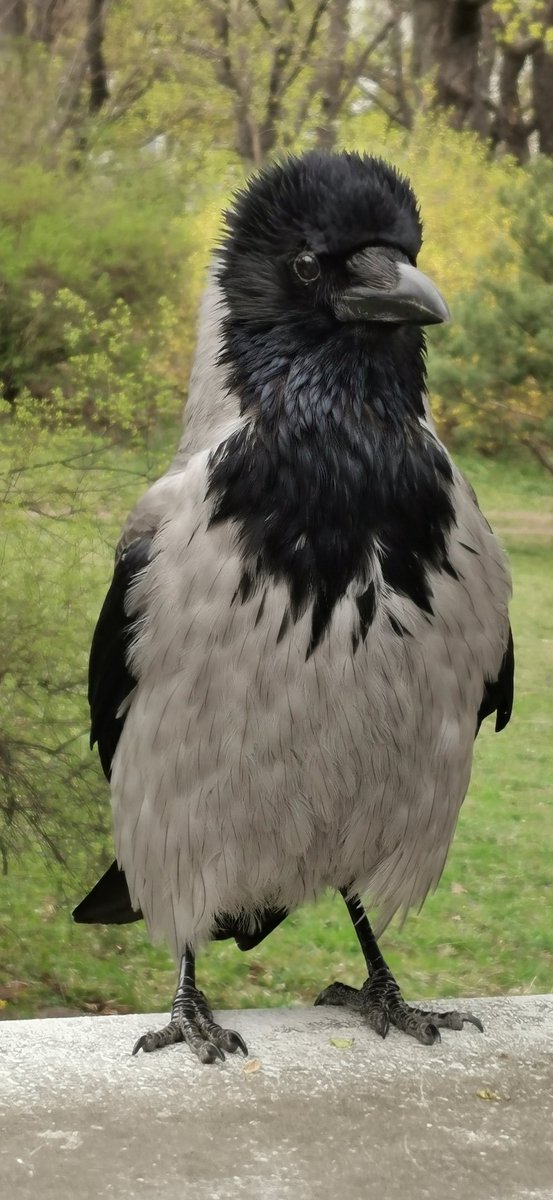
[0,0,552,1020]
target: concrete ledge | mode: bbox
[1,996,552,1199]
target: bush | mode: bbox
[427,157,553,469]
[0,400,172,875]
[0,157,217,422]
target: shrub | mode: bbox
[0,158,215,422]
[428,156,553,469]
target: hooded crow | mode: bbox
[74,151,513,1062]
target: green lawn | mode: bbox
[1,454,552,1019]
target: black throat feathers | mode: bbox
[207,327,454,654]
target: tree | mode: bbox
[409,1,553,162]
[198,0,399,164]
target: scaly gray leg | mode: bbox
[132,947,248,1063]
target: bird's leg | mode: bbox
[132,946,248,1063]
[315,892,483,1046]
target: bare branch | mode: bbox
[358,80,412,131]
[244,0,271,33]
[0,0,26,38]
[520,436,553,475]
[336,17,396,110]
[281,0,330,93]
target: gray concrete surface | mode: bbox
[1,996,552,1200]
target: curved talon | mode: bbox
[431,1009,484,1034]
[197,1041,225,1064]
[460,1012,484,1033]
[226,1031,248,1056]
[132,1034,149,1056]
[418,1022,441,1046]
[364,1007,390,1039]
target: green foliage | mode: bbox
[0,402,169,870]
[428,156,553,466]
[0,159,198,418]
[38,290,183,437]
[493,0,553,50]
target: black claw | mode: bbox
[199,1042,225,1064]
[132,1035,147,1057]
[464,1013,484,1033]
[419,1023,441,1046]
[433,1009,484,1034]
[373,1011,390,1039]
[227,1031,248,1056]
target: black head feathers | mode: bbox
[218,151,426,334]
[222,151,422,267]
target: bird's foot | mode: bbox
[315,968,483,1046]
[132,985,248,1063]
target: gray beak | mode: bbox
[334,249,450,326]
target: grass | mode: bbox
[1,453,552,1019]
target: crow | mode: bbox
[74,151,513,1062]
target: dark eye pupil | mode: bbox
[294,252,320,282]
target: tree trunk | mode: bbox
[314,0,349,152]
[411,0,442,82]
[30,0,58,44]
[533,43,553,155]
[0,0,27,38]
[411,1,492,135]
[208,1,257,164]
[495,44,530,163]
[472,0,496,139]
[86,0,109,114]
[532,3,553,157]
[435,1,488,131]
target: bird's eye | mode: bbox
[293,252,320,283]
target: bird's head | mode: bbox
[218,151,448,371]
[210,154,454,631]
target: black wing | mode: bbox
[477,624,515,735]
[73,537,151,926]
[73,860,142,924]
[88,537,152,780]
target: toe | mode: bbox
[132,1032,153,1056]
[413,1021,441,1046]
[132,1026,180,1055]
[219,1029,248,1056]
[314,982,341,1006]
[196,1040,225,1064]
[434,1010,484,1033]
[315,981,360,1008]
[362,1003,390,1039]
